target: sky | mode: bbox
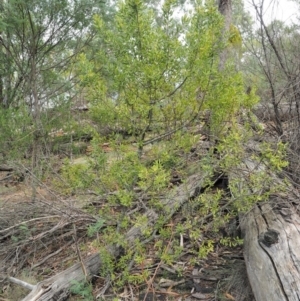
[244,0,299,25]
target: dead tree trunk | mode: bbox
[227,150,300,300]
[241,199,300,301]
[229,153,300,300]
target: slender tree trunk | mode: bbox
[218,0,232,71]
[28,8,42,200]
[31,54,40,200]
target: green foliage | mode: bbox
[217,126,248,171]
[87,218,106,237]
[199,190,223,218]
[229,24,242,47]
[0,0,113,184]
[261,141,288,171]
[19,224,31,238]
[0,106,33,161]
[58,159,95,193]
[78,0,229,144]
[138,160,170,192]
[220,236,243,247]
[0,0,290,298]
[0,0,103,108]
[198,239,214,258]
[11,224,32,243]
[103,151,142,190]
[70,280,93,301]
[64,0,261,195]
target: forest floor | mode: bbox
[0,152,254,301]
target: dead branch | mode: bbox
[0,165,14,172]
[7,276,34,291]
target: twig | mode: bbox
[143,231,174,301]
[0,216,60,234]
[160,264,177,274]
[0,174,14,181]
[129,284,135,301]
[158,279,186,288]
[96,275,111,299]
[73,223,88,281]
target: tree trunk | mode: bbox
[228,151,300,300]
[241,199,300,301]
[218,0,232,70]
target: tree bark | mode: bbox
[240,199,300,301]
[218,0,232,70]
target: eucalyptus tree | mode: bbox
[0,0,115,198]
[0,0,100,108]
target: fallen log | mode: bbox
[241,199,300,301]
[0,164,13,172]
[228,146,300,301]
[21,173,206,301]
[21,253,102,301]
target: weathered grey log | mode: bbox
[21,173,206,301]
[241,201,300,301]
[229,146,300,301]
[0,164,13,172]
